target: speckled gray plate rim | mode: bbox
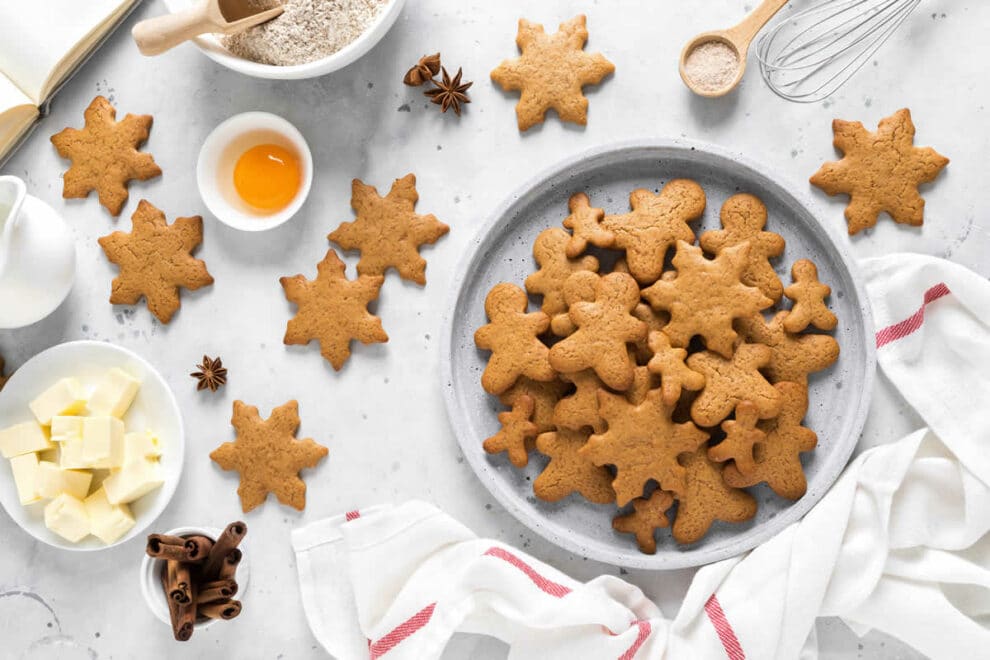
[440,138,876,570]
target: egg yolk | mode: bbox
[233,144,301,212]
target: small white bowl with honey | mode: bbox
[197,112,312,231]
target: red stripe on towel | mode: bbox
[875,283,951,347]
[617,620,652,660]
[368,602,436,659]
[483,546,572,598]
[345,510,361,521]
[704,594,745,660]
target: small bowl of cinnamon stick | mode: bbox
[140,522,249,641]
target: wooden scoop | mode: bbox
[679,0,789,97]
[132,0,283,56]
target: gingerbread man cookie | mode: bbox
[687,343,781,427]
[612,490,674,554]
[707,401,766,476]
[490,15,615,131]
[642,241,772,358]
[724,382,817,500]
[548,272,647,390]
[672,448,757,544]
[736,312,839,384]
[553,370,607,433]
[484,395,538,468]
[550,270,600,337]
[810,108,949,234]
[783,260,837,333]
[646,331,706,407]
[582,389,708,505]
[534,427,615,504]
[474,283,555,394]
[562,192,614,258]
[525,228,599,316]
[602,180,707,285]
[499,377,570,434]
[699,193,786,302]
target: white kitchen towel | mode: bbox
[293,253,990,660]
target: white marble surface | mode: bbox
[1,0,986,657]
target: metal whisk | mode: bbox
[756,0,921,103]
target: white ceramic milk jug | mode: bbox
[0,176,76,329]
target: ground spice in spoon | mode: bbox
[684,41,740,93]
[223,0,388,66]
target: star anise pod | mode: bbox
[425,67,472,116]
[403,52,441,86]
[191,355,227,392]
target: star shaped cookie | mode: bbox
[810,108,949,234]
[210,400,328,512]
[602,180,707,284]
[582,389,708,505]
[490,15,614,131]
[328,174,448,285]
[51,96,161,216]
[642,241,772,358]
[280,249,388,371]
[97,200,213,324]
[534,427,615,504]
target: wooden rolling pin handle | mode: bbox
[132,6,213,56]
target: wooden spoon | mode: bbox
[679,0,789,97]
[132,0,284,57]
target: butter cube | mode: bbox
[9,453,41,505]
[82,417,125,468]
[84,487,134,544]
[50,416,84,443]
[123,430,161,465]
[58,439,89,470]
[44,493,90,543]
[103,458,163,504]
[0,422,54,458]
[29,378,86,426]
[88,369,140,419]
[35,461,92,500]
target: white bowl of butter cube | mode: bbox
[0,341,184,550]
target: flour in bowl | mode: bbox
[223,0,389,66]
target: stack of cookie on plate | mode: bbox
[474,180,840,554]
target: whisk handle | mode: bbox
[727,0,790,51]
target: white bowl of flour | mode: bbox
[161,0,406,79]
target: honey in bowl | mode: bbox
[233,144,301,212]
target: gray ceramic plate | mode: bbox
[440,140,876,570]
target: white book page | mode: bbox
[0,0,134,104]
[0,72,39,154]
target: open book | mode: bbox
[0,0,141,165]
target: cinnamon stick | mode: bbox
[161,564,196,641]
[166,560,192,604]
[147,534,192,561]
[217,548,242,580]
[196,579,238,604]
[199,599,241,620]
[202,521,247,579]
[183,535,214,562]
